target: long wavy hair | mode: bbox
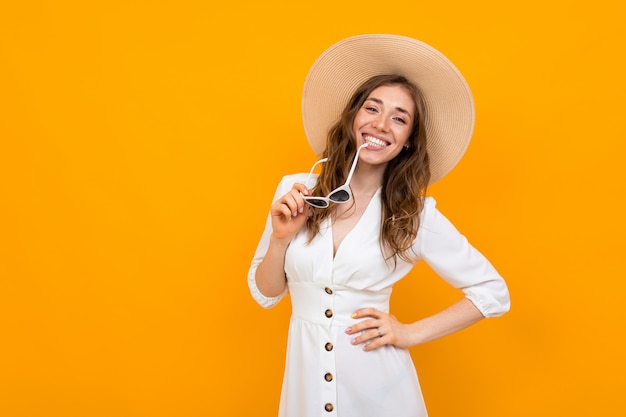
[305,74,430,264]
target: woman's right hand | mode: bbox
[270,183,310,242]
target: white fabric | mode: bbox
[248,174,510,417]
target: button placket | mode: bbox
[321,284,336,414]
[319,284,337,416]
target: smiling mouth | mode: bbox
[363,135,389,148]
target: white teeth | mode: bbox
[364,135,388,147]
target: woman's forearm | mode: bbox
[409,298,485,346]
[254,234,291,298]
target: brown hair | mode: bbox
[306,74,430,264]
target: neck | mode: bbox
[349,164,386,196]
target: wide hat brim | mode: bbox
[302,34,475,184]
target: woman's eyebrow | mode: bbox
[365,97,412,117]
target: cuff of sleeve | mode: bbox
[248,272,287,309]
[464,290,511,318]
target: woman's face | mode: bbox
[352,84,415,167]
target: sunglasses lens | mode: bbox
[305,198,328,208]
[329,190,350,203]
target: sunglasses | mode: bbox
[302,143,368,208]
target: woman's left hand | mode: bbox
[345,308,416,351]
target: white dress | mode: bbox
[248,174,510,417]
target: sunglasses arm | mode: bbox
[344,143,368,185]
[304,157,329,189]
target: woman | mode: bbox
[248,34,510,417]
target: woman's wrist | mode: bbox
[269,233,293,249]
[407,321,427,347]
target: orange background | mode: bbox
[1,1,624,416]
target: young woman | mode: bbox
[248,34,510,417]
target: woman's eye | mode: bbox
[393,117,407,124]
[365,106,378,112]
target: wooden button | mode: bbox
[324,372,333,382]
[324,403,334,412]
[325,342,333,351]
[324,287,333,295]
[324,309,333,318]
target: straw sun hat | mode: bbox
[302,34,475,184]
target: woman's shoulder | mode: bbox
[419,196,445,229]
[419,196,462,234]
[270,173,315,201]
[422,195,437,214]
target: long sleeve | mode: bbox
[417,197,511,317]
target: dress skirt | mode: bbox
[278,282,427,417]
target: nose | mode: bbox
[372,115,389,131]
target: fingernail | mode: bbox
[345,327,352,334]
[351,337,358,345]
[351,313,357,319]
[299,206,304,213]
